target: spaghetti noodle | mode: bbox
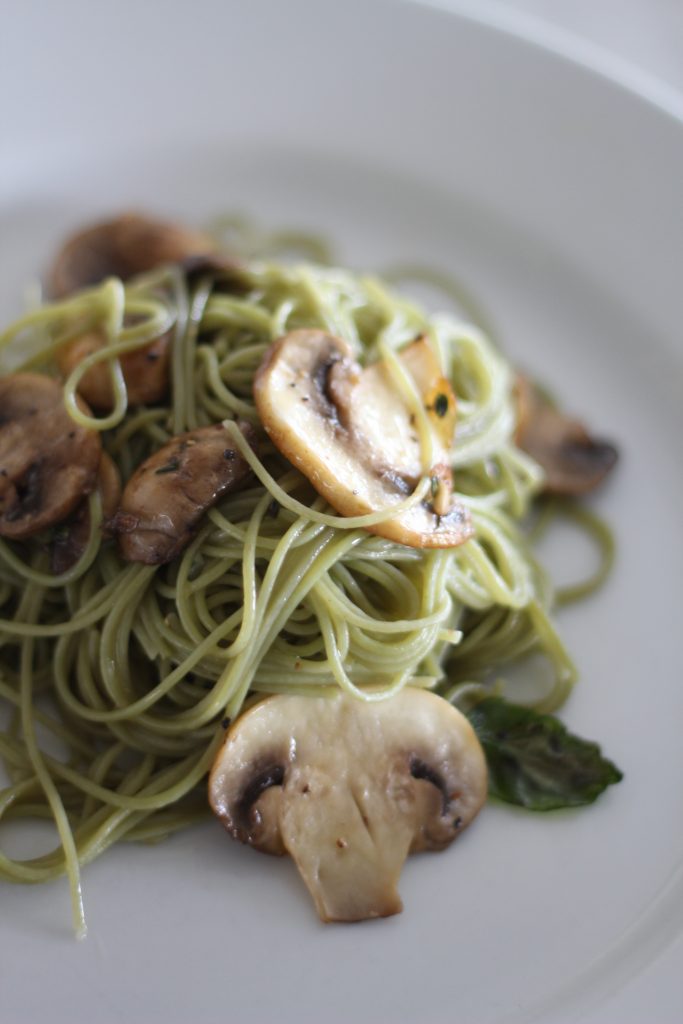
[0,241,602,934]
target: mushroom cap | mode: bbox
[209,689,487,922]
[253,330,473,549]
[108,421,256,564]
[47,212,220,297]
[515,375,618,495]
[0,373,101,539]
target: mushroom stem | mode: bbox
[279,778,413,921]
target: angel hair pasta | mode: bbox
[0,218,616,935]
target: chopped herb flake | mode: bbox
[434,393,449,417]
[154,457,180,475]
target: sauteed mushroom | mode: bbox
[109,422,256,564]
[50,453,121,574]
[254,330,472,549]
[48,212,218,298]
[0,373,101,539]
[209,689,487,922]
[56,328,171,410]
[515,376,618,495]
[51,214,244,411]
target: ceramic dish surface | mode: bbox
[1,2,682,1021]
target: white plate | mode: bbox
[1,2,682,1022]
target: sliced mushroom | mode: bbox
[56,328,171,410]
[50,214,246,409]
[48,212,220,298]
[399,335,458,449]
[515,375,619,495]
[0,373,101,539]
[108,422,256,564]
[50,452,122,574]
[209,688,487,922]
[253,330,473,549]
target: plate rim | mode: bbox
[403,0,683,127]
[1,3,682,1022]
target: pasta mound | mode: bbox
[0,254,574,932]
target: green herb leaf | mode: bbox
[465,697,623,810]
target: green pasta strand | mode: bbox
[0,243,611,925]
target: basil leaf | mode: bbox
[465,697,623,810]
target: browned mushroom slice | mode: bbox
[48,212,220,298]
[209,689,487,922]
[50,453,122,574]
[400,335,458,449]
[253,330,473,549]
[56,329,171,410]
[109,422,256,565]
[51,216,246,410]
[0,373,101,539]
[515,375,619,495]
